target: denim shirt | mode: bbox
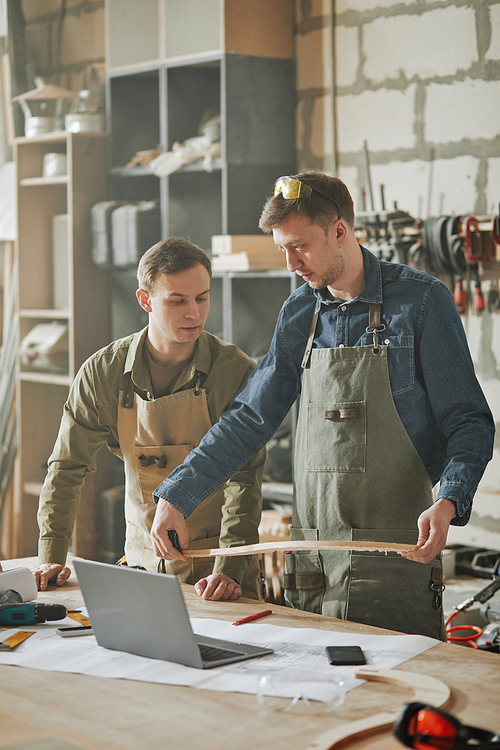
[154,247,495,526]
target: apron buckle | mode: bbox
[365,323,386,355]
[429,567,445,610]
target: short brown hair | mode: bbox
[137,237,212,293]
[259,171,355,234]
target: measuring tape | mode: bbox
[0,630,35,651]
[67,611,91,626]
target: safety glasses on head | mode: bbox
[273,176,341,219]
[394,702,500,750]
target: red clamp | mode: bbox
[474,280,485,314]
[461,216,484,264]
[454,279,467,314]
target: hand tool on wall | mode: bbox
[0,589,67,626]
[461,215,484,264]
[356,208,417,264]
[492,203,500,249]
[473,269,485,314]
[453,279,468,314]
[363,140,375,211]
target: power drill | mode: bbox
[0,589,67,625]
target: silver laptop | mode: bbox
[73,558,273,669]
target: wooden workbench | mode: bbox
[1,557,499,750]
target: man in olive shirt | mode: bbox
[34,238,265,600]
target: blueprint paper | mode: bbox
[0,613,438,703]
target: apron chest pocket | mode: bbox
[134,444,193,502]
[307,401,366,472]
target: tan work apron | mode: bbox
[117,372,260,598]
[284,303,446,640]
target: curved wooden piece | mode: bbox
[309,712,397,750]
[355,667,451,708]
[308,667,451,750]
[183,540,418,558]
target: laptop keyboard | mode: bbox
[198,643,242,662]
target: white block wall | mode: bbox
[296,0,500,217]
[426,80,500,143]
[363,8,477,83]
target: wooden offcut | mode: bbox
[309,667,451,750]
[183,540,419,558]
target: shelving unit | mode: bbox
[105,0,296,254]
[209,270,302,354]
[13,131,111,558]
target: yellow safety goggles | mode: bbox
[274,176,341,218]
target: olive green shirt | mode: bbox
[38,327,265,584]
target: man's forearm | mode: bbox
[213,448,265,582]
[37,463,88,563]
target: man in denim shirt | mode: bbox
[152,172,494,639]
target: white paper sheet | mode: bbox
[0,613,438,703]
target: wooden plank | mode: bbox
[184,540,419,557]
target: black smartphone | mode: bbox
[325,645,366,666]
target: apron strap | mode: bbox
[369,303,381,329]
[301,306,320,369]
[121,372,135,409]
[366,303,386,355]
[194,370,203,396]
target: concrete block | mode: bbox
[488,3,500,60]
[296,27,325,91]
[335,25,359,88]
[426,79,500,143]
[486,157,500,214]
[363,7,477,83]
[373,156,479,217]
[337,84,417,153]
[422,155,479,216]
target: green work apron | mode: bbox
[284,303,446,640]
[117,372,261,599]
